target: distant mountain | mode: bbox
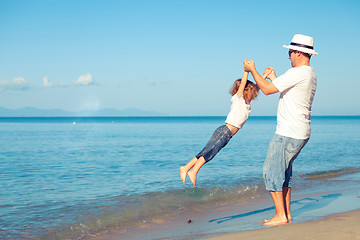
[0,107,166,117]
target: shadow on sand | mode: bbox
[209,193,341,224]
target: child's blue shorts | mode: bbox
[196,125,232,163]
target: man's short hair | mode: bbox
[301,51,311,59]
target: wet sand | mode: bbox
[204,209,360,240]
[93,188,360,240]
[88,172,360,240]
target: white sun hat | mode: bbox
[283,34,318,55]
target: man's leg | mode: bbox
[264,191,288,225]
[283,187,292,222]
[281,137,308,222]
[263,134,288,225]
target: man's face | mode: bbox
[288,49,297,67]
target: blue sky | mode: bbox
[0,0,359,116]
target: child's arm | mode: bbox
[243,60,279,95]
[236,72,249,97]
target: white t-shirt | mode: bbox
[272,66,317,139]
[225,93,251,129]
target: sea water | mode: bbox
[0,116,359,239]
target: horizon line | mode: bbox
[0,115,359,118]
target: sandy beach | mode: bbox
[81,169,360,240]
[204,209,360,240]
[92,179,360,240]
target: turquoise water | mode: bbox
[0,116,359,239]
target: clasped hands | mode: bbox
[243,60,276,80]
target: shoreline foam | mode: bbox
[88,171,360,240]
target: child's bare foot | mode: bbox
[187,171,197,187]
[179,166,188,183]
[263,215,288,226]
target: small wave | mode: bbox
[42,184,263,240]
[300,168,360,180]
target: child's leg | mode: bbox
[180,157,198,183]
[188,156,206,187]
[180,125,232,187]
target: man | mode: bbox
[243,34,317,225]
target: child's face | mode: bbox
[244,94,251,103]
[247,91,257,101]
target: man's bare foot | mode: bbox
[179,166,188,183]
[187,171,197,187]
[264,216,292,223]
[263,215,288,226]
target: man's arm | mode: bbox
[243,60,279,95]
[264,67,277,81]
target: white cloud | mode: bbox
[0,77,29,91]
[43,76,67,88]
[43,76,54,88]
[74,73,95,86]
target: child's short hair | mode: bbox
[230,79,259,100]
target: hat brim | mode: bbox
[283,45,318,55]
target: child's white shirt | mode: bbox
[225,93,251,129]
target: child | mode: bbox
[180,70,269,187]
